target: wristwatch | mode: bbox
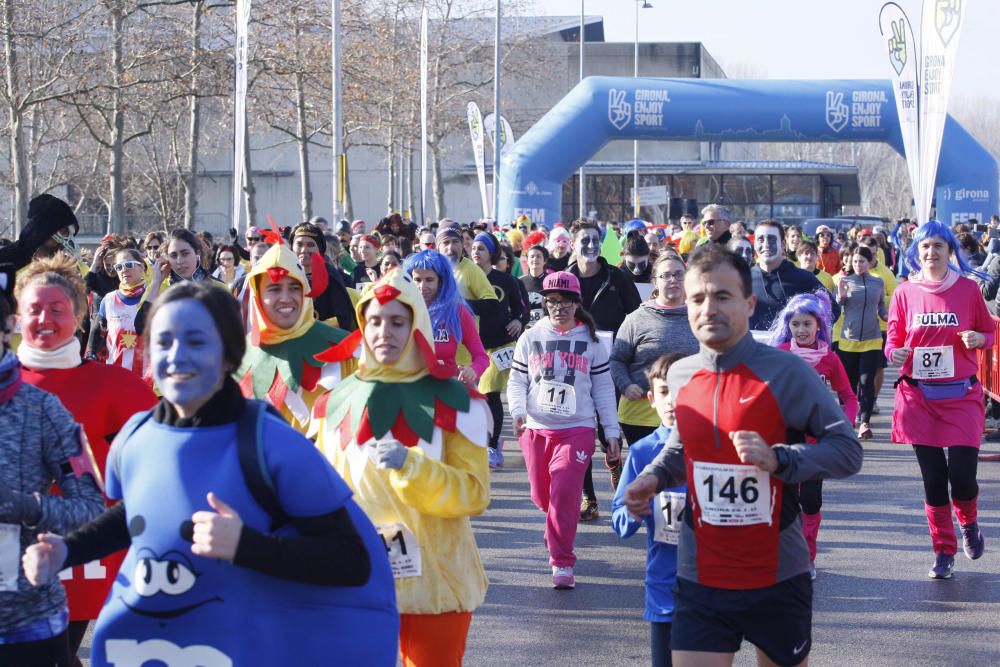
[773,446,791,475]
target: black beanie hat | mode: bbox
[25,194,79,237]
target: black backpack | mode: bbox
[111,399,290,531]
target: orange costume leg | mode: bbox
[399,611,473,667]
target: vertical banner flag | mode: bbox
[467,102,489,218]
[484,113,517,156]
[879,3,920,214]
[917,0,965,225]
[420,6,428,224]
[232,0,251,233]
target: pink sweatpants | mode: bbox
[520,426,596,567]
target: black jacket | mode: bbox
[750,260,839,330]
[313,264,357,331]
[569,258,642,332]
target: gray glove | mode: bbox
[373,439,408,470]
[0,486,42,526]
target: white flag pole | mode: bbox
[917,0,965,225]
[879,3,920,220]
[232,0,251,233]
[420,6,428,225]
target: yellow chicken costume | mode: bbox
[235,242,355,433]
[310,268,490,666]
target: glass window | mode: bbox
[772,175,820,204]
[723,175,771,205]
[673,175,721,204]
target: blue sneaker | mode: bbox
[928,553,955,579]
[960,522,985,560]
[488,446,503,469]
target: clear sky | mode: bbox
[529,0,998,104]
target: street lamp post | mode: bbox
[579,1,585,221]
[492,0,501,225]
[633,0,651,218]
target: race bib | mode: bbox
[538,380,576,416]
[0,524,19,592]
[692,462,772,526]
[912,345,955,380]
[490,346,515,371]
[377,522,421,579]
[652,491,686,545]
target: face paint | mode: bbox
[624,255,649,276]
[20,284,78,350]
[576,231,601,261]
[755,228,781,262]
[150,299,226,418]
[732,242,754,265]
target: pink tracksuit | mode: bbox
[885,275,994,448]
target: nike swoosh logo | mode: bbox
[739,396,753,404]
[793,640,809,655]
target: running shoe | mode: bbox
[609,461,623,491]
[808,562,817,581]
[960,522,985,560]
[928,553,955,579]
[858,423,873,440]
[579,498,599,522]
[552,566,575,589]
[488,446,503,470]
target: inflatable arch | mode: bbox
[498,76,997,227]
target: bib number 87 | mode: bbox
[921,350,943,368]
[702,474,759,504]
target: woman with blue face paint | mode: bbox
[23,282,399,666]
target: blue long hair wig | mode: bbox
[904,219,985,278]
[767,290,834,348]
[403,249,471,344]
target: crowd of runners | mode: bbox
[0,194,996,666]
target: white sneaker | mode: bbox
[552,566,575,589]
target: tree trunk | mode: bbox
[405,142,413,219]
[107,0,125,235]
[386,130,395,214]
[431,146,444,220]
[183,1,202,230]
[2,0,27,235]
[295,69,312,221]
[242,112,257,228]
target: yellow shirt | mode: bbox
[453,257,497,366]
[315,401,491,615]
[868,263,897,333]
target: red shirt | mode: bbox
[22,360,158,620]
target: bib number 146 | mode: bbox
[692,462,772,526]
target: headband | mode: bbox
[474,232,497,256]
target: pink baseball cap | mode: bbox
[541,271,581,296]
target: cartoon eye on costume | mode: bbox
[132,550,199,597]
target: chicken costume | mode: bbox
[235,242,354,433]
[310,269,490,666]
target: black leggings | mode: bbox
[799,479,823,515]
[912,445,979,506]
[0,630,72,666]
[837,348,882,423]
[622,423,656,448]
[486,392,504,449]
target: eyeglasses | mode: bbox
[113,260,144,272]
[544,298,575,311]
[656,271,685,282]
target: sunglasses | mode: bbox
[247,235,262,243]
[114,260,144,272]
[146,245,160,252]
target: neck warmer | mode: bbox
[910,268,960,294]
[789,339,829,367]
[119,281,146,299]
[17,337,82,370]
[0,349,22,403]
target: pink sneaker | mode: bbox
[552,566,575,589]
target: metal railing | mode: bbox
[976,316,1000,402]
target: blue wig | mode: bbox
[403,249,471,344]
[904,219,985,278]
[767,290,834,348]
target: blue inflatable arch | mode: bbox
[498,76,997,227]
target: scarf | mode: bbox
[119,281,146,299]
[789,340,829,367]
[17,337,82,370]
[0,349,22,403]
[909,268,959,294]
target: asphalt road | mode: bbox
[465,374,1000,666]
[79,372,1000,666]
